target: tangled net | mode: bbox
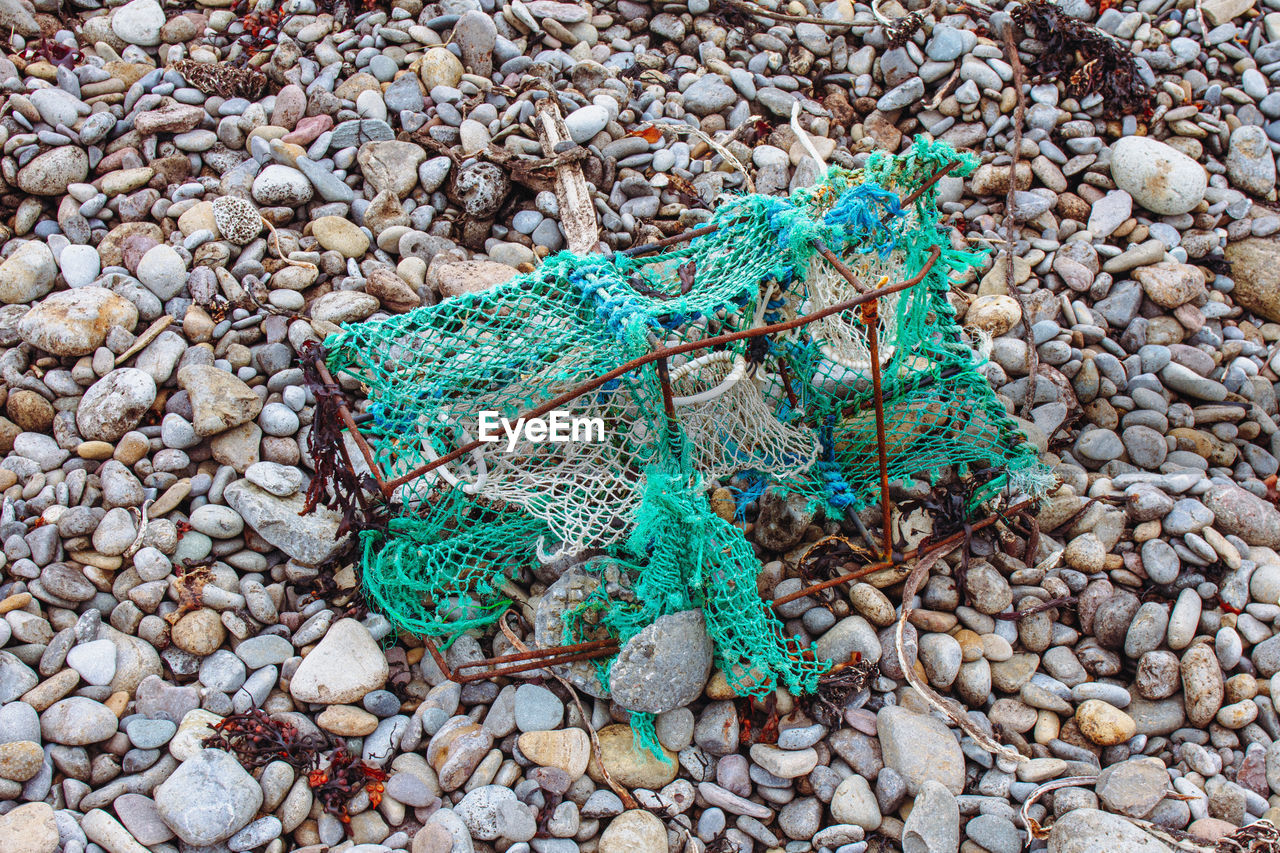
[316,137,1050,723]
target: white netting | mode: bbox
[452,379,658,556]
[668,349,819,481]
[802,252,904,375]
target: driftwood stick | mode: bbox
[534,96,599,255]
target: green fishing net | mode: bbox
[319,136,1050,712]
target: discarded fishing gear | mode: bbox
[310,136,1052,728]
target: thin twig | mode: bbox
[659,119,757,194]
[999,25,1038,420]
[1021,775,1097,841]
[115,316,174,367]
[992,595,1075,619]
[1023,775,1265,852]
[896,543,1028,765]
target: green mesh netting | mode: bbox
[320,136,1050,710]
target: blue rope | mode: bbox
[728,470,768,521]
[823,184,903,258]
[818,461,860,509]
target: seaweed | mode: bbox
[886,11,925,49]
[309,746,389,827]
[801,659,879,728]
[1011,0,1154,119]
[171,58,268,100]
[203,709,328,770]
[20,37,82,70]
[300,341,388,540]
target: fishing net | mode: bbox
[318,136,1050,711]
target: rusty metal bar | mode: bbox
[453,644,620,682]
[810,236,896,560]
[656,354,682,452]
[422,636,453,680]
[813,240,871,294]
[453,648,622,681]
[380,247,941,492]
[656,356,676,424]
[457,637,619,669]
[863,299,893,561]
[890,160,961,218]
[769,498,1037,608]
[621,223,721,258]
[420,635,620,684]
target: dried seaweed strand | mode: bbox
[999,24,1039,421]
[170,59,268,100]
[1023,776,1279,851]
[718,0,855,29]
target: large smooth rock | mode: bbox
[111,0,165,45]
[357,141,427,198]
[876,706,966,795]
[1110,136,1207,215]
[223,480,348,566]
[902,780,960,853]
[1094,756,1170,819]
[1223,238,1280,323]
[0,0,40,37]
[152,749,262,845]
[1048,808,1173,852]
[599,810,666,853]
[0,803,58,853]
[0,241,56,304]
[588,724,679,789]
[16,146,88,196]
[40,696,118,745]
[288,618,388,704]
[18,287,138,355]
[1225,124,1276,196]
[77,368,157,442]
[432,260,517,298]
[1132,262,1206,309]
[1204,481,1280,546]
[251,164,313,206]
[607,610,713,714]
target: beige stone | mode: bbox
[598,810,665,853]
[431,260,517,299]
[517,728,591,779]
[1075,699,1136,746]
[316,705,380,736]
[178,365,263,437]
[1224,238,1280,323]
[588,724,678,789]
[311,215,370,258]
[0,802,58,853]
